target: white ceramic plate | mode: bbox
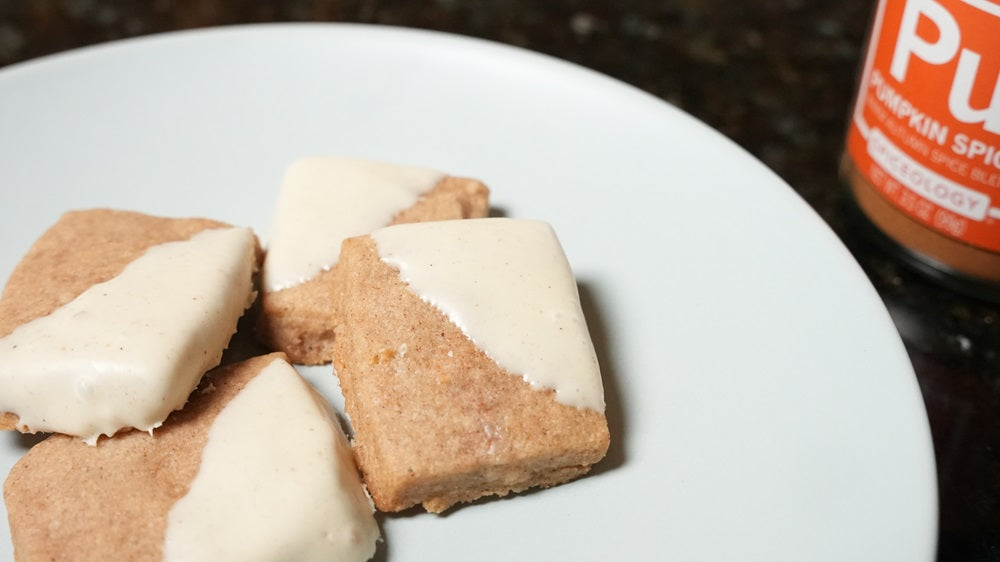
[0,24,937,561]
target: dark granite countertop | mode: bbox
[1,1,997,560]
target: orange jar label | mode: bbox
[846,0,1000,253]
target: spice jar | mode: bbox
[842,0,1000,301]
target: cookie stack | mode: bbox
[0,157,609,561]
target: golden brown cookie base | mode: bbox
[256,175,489,365]
[3,353,282,562]
[0,209,260,433]
[333,236,609,513]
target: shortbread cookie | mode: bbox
[332,218,609,513]
[4,353,379,562]
[256,157,489,365]
[0,209,259,443]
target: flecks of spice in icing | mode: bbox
[163,357,379,562]
[0,227,256,444]
[372,218,605,411]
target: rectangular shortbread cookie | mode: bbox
[332,224,609,513]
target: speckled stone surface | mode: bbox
[1,1,997,559]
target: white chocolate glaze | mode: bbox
[262,157,444,292]
[372,218,605,411]
[0,227,256,444]
[163,357,379,562]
